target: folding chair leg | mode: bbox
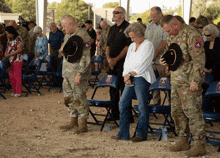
[100,108,112,131]
[89,109,100,125]
[0,92,6,99]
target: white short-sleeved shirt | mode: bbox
[123,39,156,84]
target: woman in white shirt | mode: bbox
[111,22,156,142]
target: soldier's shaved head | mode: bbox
[61,14,78,34]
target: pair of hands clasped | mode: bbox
[159,57,198,91]
[124,71,137,85]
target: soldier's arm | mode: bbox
[114,46,128,62]
[153,40,166,61]
[188,33,205,86]
[78,35,91,75]
[23,28,29,54]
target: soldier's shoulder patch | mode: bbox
[195,37,202,48]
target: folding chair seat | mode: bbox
[88,75,119,131]
[22,57,43,96]
[88,55,104,88]
[202,81,220,151]
[133,77,177,140]
[47,61,63,92]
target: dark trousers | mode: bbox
[51,47,62,72]
[108,62,133,119]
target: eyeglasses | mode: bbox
[204,34,212,37]
[113,11,123,14]
[196,26,203,29]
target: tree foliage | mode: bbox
[54,0,92,23]
[103,2,119,8]
[192,0,220,21]
[0,0,12,13]
[130,10,151,25]
[48,2,59,9]
[5,0,36,21]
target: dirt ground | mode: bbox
[0,80,220,158]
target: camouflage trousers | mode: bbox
[63,76,89,119]
[171,84,206,142]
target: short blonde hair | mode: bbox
[33,26,42,33]
[203,24,219,37]
[124,22,145,37]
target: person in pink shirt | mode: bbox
[5,26,23,97]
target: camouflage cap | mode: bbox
[63,35,84,63]
[162,43,183,71]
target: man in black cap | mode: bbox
[59,14,91,134]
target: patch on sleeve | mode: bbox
[84,42,90,49]
[195,37,202,48]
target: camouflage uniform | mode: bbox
[61,28,91,119]
[100,27,110,70]
[17,26,29,54]
[28,28,37,55]
[165,24,206,142]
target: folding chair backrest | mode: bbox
[96,75,118,89]
[204,81,220,97]
[23,57,43,75]
[91,55,104,72]
[41,55,53,72]
[202,81,220,113]
[149,77,171,92]
[0,60,7,74]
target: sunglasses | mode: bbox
[204,34,212,37]
[113,11,123,14]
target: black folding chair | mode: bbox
[133,77,177,140]
[36,55,53,88]
[22,57,43,96]
[202,81,220,152]
[88,55,104,88]
[47,61,63,92]
[88,75,119,131]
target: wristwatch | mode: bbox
[128,72,132,77]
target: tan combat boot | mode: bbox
[169,136,190,152]
[185,140,206,157]
[73,118,88,134]
[60,117,78,130]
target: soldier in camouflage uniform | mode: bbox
[160,15,206,157]
[100,20,110,71]
[59,14,91,134]
[9,20,29,54]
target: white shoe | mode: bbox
[11,93,15,97]
[14,94,21,97]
